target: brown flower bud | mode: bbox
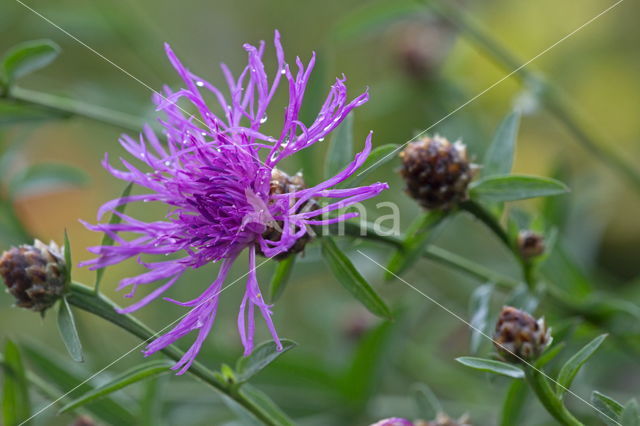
[70,415,97,426]
[400,136,475,210]
[257,168,314,260]
[493,306,550,362]
[517,230,545,259]
[0,240,66,313]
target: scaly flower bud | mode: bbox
[517,230,545,259]
[400,136,475,210]
[257,168,314,260]
[494,306,551,362]
[0,240,66,313]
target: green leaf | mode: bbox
[321,237,392,320]
[238,383,295,426]
[385,210,447,278]
[591,391,624,426]
[470,174,569,203]
[138,375,166,426]
[456,357,525,379]
[1,40,60,88]
[63,229,72,288]
[9,163,87,199]
[622,399,640,426]
[534,342,565,368]
[339,143,400,188]
[556,334,607,398]
[235,339,297,383]
[95,182,133,292]
[412,383,441,420]
[469,284,493,354]
[0,101,69,125]
[332,0,422,41]
[500,379,528,426]
[483,111,521,177]
[59,360,172,414]
[57,297,83,362]
[21,343,135,425]
[324,112,353,179]
[2,340,31,426]
[267,255,296,303]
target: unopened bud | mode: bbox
[0,240,66,313]
[517,230,545,259]
[400,136,476,210]
[494,306,550,362]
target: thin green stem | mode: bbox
[5,87,143,133]
[524,367,584,426]
[427,0,640,192]
[66,282,280,426]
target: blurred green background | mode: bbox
[1,0,639,425]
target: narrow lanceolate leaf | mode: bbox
[412,383,442,421]
[325,112,353,179]
[534,343,566,368]
[385,210,447,279]
[2,340,31,426]
[59,360,173,414]
[267,255,296,303]
[622,399,640,426]
[470,174,569,203]
[556,334,607,398]
[235,339,297,383]
[469,284,493,354]
[591,391,624,426]
[1,40,60,87]
[95,182,133,292]
[321,237,392,320]
[63,229,72,288]
[9,163,87,199]
[501,379,528,426]
[339,143,400,188]
[483,111,521,177]
[456,357,525,379]
[238,383,295,426]
[57,297,83,362]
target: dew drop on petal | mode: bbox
[260,115,268,124]
[196,81,205,87]
[318,138,325,142]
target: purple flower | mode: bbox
[370,419,414,426]
[81,31,387,374]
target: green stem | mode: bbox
[524,367,584,426]
[5,87,143,133]
[427,0,640,192]
[66,282,280,426]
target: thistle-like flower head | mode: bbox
[80,31,388,373]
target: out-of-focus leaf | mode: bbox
[412,383,441,421]
[22,343,135,425]
[267,255,296,303]
[139,375,166,426]
[622,399,640,426]
[1,40,60,87]
[298,54,326,184]
[500,379,528,426]
[59,360,172,414]
[469,284,493,354]
[385,210,447,279]
[332,0,423,41]
[321,237,392,320]
[591,391,624,426]
[95,182,133,291]
[456,357,524,379]
[9,163,87,199]
[57,297,83,362]
[339,143,400,188]
[556,334,607,398]
[238,383,295,426]
[0,101,68,124]
[2,340,31,426]
[235,339,297,383]
[505,284,539,313]
[470,174,569,203]
[483,111,521,177]
[542,244,593,300]
[325,112,353,179]
[534,343,566,368]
